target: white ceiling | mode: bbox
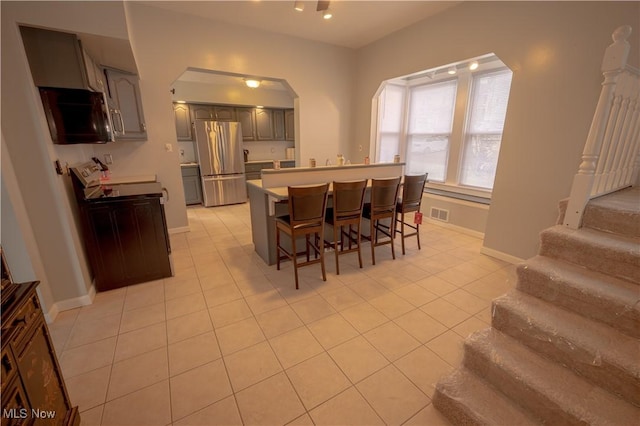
[145,1,460,89]
[140,1,460,50]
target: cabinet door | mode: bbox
[255,108,274,141]
[20,26,88,90]
[284,109,295,141]
[236,108,256,141]
[85,199,171,290]
[16,320,71,425]
[190,104,214,120]
[214,106,236,122]
[182,175,203,205]
[272,109,285,140]
[173,103,192,141]
[106,69,147,140]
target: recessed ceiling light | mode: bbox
[448,66,457,75]
[294,1,304,12]
[469,61,479,71]
[245,79,261,88]
[323,9,332,19]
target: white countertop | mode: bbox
[100,175,157,185]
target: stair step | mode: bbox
[583,186,640,238]
[492,291,640,406]
[517,255,640,338]
[432,367,540,426]
[463,328,640,425]
[539,225,640,284]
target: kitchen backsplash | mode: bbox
[179,140,293,163]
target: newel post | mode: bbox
[564,25,632,229]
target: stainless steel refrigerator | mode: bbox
[194,120,247,207]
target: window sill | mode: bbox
[424,183,491,205]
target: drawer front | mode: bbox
[1,347,17,390]
[4,294,40,349]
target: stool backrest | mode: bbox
[401,173,428,210]
[370,177,401,216]
[332,180,368,221]
[287,183,330,225]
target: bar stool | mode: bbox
[395,173,428,255]
[276,183,330,289]
[362,177,401,265]
[324,179,368,275]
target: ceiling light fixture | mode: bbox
[317,0,332,19]
[448,66,457,75]
[245,79,261,88]
[294,1,304,12]
[469,61,479,71]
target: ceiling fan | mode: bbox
[316,1,330,12]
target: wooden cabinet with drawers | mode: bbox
[1,281,80,426]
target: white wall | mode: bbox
[353,1,640,261]
[171,80,294,108]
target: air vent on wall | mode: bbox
[430,207,450,222]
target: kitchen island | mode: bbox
[248,162,404,265]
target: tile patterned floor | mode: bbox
[50,203,516,425]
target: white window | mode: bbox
[460,70,512,189]
[373,55,512,198]
[406,80,457,181]
[376,84,405,163]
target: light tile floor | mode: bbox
[50,203,516,425]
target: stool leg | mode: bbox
[416,220,421,250]
[320,236,327,282]
[371,218,376,265]
[292,234,299,289]
[334,224,340,275]
[390,217,396,260]
[401,212,406,255]
[276,227,281,271]
[356,222,363,269]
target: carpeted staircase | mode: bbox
[433,186,640,425]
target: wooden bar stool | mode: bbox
[324,179,368,274]
[362,177,401,265]
[276,183,329,289]
[395,173,428,254]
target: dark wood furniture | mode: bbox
[324,180,368,274]
[395,173,428,254]
[80,187,172,291]
[363,177,401,265]
[275,183,329,289]
[1,280,80,426]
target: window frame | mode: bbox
[373,58,512,200]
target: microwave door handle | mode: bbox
[116,110,125,135]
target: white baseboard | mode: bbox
[479,246,525,265]
[43,284,96,324]
[169,226,190,234]
[424,217,485,239]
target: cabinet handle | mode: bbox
[116,110,125,135]
[12,316,27,327]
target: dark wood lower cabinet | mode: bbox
[1,282,79,426]
[82,196,172,291]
